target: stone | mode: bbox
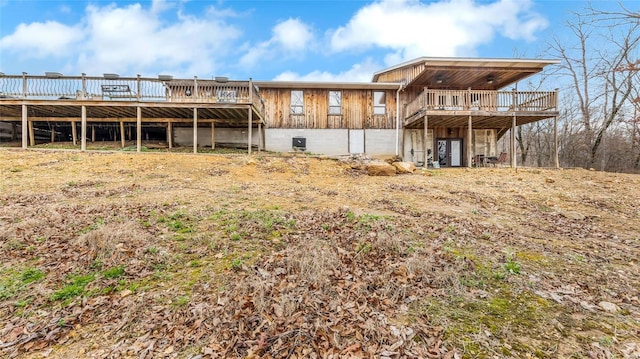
[392,162,416,174]
[598,301,620,313]
[367,162,396,176]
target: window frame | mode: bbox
[373,91,386,115]
[328,90,342,115]
[290,90,304,115]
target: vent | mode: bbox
[292,136,306,151]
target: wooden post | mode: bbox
[21,104,27,149]
[28,120,35,146]
[136,106,141,153]
[91,125,95,142]
[120,120,125,148]
[248,107,253,154]
[11,123,17,141]
[72,121,77,146]
[193,108,198,154]
[167,122,173,149]
[81,105,87,151]
[511,114,517,169]
[467,115,473,168]
[554,115,559,168]
[257,122,262,152]
[423,115,428,167]
[50,123,55,143]
[210,122,215,150]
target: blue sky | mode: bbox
[0,0,631,81]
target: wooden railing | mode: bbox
[0,73,265,110]
[405,89,558,118]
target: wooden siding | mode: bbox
[375,62,426,84]
[261,88,397,129]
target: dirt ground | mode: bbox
[0,148,639,358]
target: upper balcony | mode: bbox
[404,88,558,129]
[0,73,265,124]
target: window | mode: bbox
[373,91,386,115]
[328,90,342,115]
[291,90,304,114]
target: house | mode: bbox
[0,57,560,167]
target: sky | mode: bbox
[0,0,632,82]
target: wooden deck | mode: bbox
[0,74,265,153]
[404,89,558,129]
[0,74,264,125]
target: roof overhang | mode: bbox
[254,81,401,90]
[372,57,560,90]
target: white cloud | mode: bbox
[330,0,548,63]
[0,2,241,76]
[0,21,83,58]
[240,18,313,68]
[273,58,381,82]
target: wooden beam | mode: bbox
[248,108,253,154]
[554,115,559,168]
[21,104,27,149]
[211,122,215,150]
[257,122,262,152]
[467,115,472,168]
[193,107,198,154]
[167,122,173,149]
[136,106,141,153]
[81,105,87,151]
[511,113,517,169]
[120,120,125,148]
[72,121,77,146]
[28,120,35,146]
[423,115,428,167]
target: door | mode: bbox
[437,138,463,167]
[349,129,365,154]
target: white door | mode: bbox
[450,139,462,166]
[349,129,365,154]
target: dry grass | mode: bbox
[0,148,639,358]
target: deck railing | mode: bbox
[405,89,558,118]
[0,73,264,109]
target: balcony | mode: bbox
[405,89,558,128]
[0,73,265,124]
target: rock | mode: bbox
[391,162,416,174]
[598,301,620,313]
[563,211,586,221]
[120,289,132,298]
[367,162,396,176]
[545,177,555,183]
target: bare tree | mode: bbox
[548,9,639,169]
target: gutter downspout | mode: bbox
[395,81,406,157]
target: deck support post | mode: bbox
[50,123,55,143]
[120,120,125,148]
[248,107,253,155]
[511,114,517,169]
[11,123,17,141]
[81,105,87,151]
[167,122,173,149]
[554,115,559,168]
[193,108,198,154]
[136,106,141,153]
[72,121,77,146]
[211,121,216,151]
[258,122,262,152]
[28,120,35,146]
[423,115,428,167]
[91,125,95,143]
[467,115,473,168]
[21,104,28,149]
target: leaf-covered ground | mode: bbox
[0,149,639,358]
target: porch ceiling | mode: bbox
[404,111,559,130]
[407,65,541,91]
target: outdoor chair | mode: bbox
[486,152,507,167]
